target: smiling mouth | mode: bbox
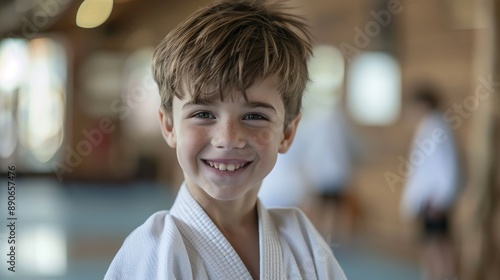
[202,160,251,172]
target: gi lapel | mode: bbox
[170,184,253,279]
[257,200,286,280]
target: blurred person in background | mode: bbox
[257,123,308,207]
[300,103,359,243]
[401,83,462,280]
[260,45,360,244]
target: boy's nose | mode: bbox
[211,121,246,150]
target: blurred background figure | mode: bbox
[401,83,462,280]
[257,126,308,207]
[259,45,361,243]
[300,103,360,243]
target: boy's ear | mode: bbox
[158,107,177,148]
[278,113,301,153]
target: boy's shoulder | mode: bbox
[105,210,188,279]
[123,210,180,245]
[111,209,184,262]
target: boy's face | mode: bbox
[158,78,300,202]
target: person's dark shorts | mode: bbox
[422,211,449,239]
[318,185,346,205]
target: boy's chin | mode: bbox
[204,184,260,202]
[185,178,262,204]
[208,188,253,201]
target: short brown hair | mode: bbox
[411,82,442,110]
[152,0,312,125]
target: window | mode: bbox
[302,45,345,117]
[347,52,401,125]
[0,37,67,170]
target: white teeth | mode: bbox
[205,161,247,172]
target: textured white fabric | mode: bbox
[401,111,461,218]
[105,183,347,279]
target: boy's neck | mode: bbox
[186,182,260,233]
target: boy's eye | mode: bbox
[243,114,267,121]
[193,112,214,119]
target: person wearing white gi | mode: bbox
[105,0,347,279]
[400,84,461,280]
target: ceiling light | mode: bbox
[76,0,113,29]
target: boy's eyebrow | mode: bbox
[182,100,277,113]
[244,102,277,113]
[182,99,213,109]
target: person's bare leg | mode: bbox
[337,197,356,245]
[437,238,456,279]
[321,197,337,240]
[421,237,456,280]
[422,239,438,280]
[301,195,323,234]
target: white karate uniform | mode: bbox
[105,183,347,279]
[401,111,461,218]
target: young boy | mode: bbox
[105,0,346,279]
